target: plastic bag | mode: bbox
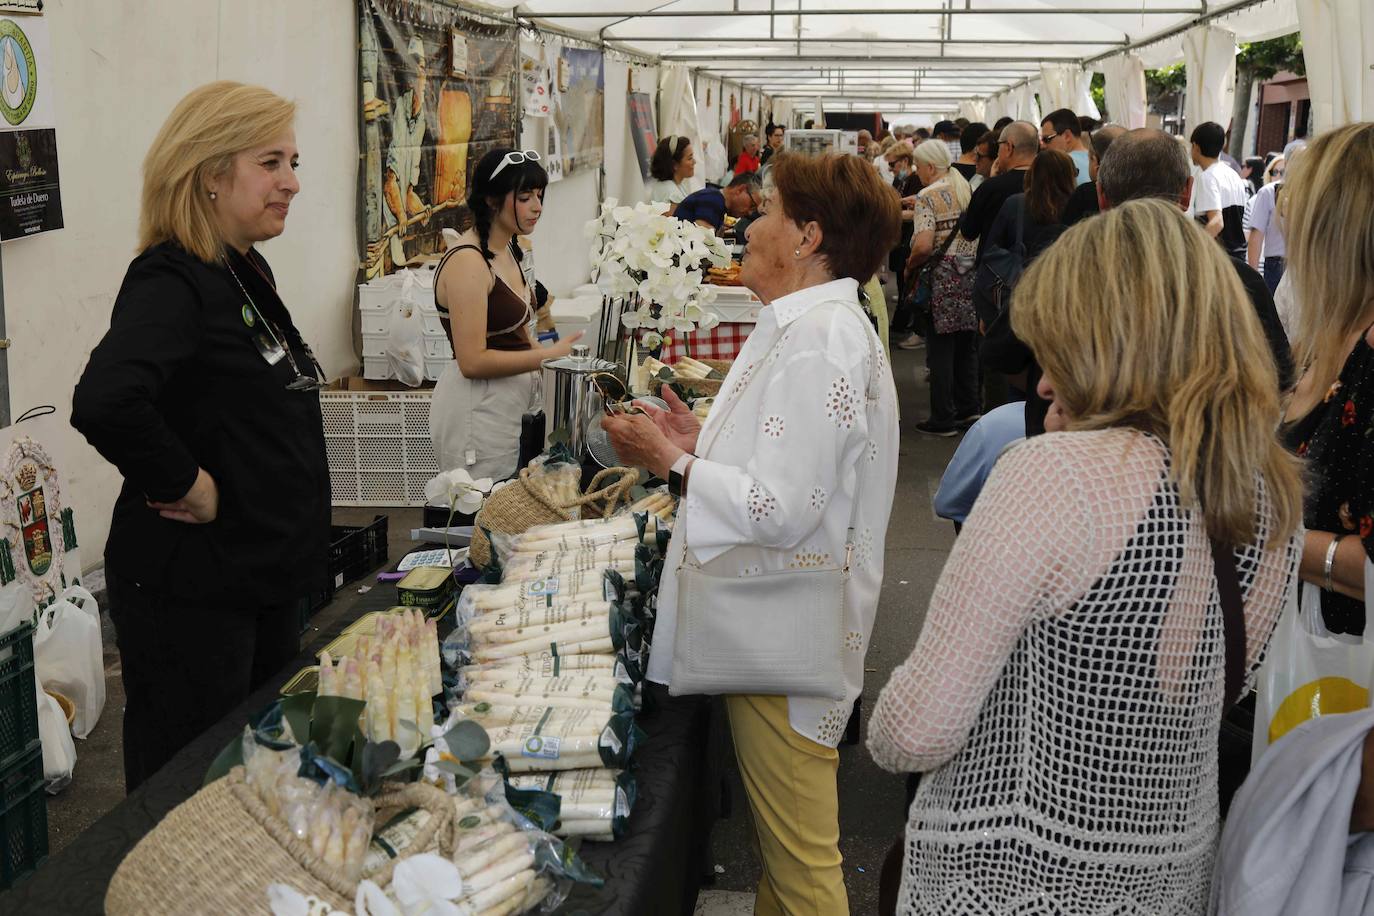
[386,270,427,387]
[0,578,31,635]
[506,768,636,842]
[34,668,75,792]
[33,584,104,738]
[1252,579,1374,766]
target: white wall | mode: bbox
[9,0,357,569]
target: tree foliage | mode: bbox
[1237,33,1305,82]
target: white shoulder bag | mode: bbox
[669,300,879,700]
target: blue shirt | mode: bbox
[933,402,1027,524]
[674,188,727,230]
[1070,149,1091,186]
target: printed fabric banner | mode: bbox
[0,14,60,241]
[358,0,518,278]
[550,46,603,182]
[627,92,655,182]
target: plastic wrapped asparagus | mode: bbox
[506,768,637,842]
[455,702,641,773]
[241,733,374,881]
[464,675,633,713]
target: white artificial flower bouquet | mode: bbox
[585,198,731,350]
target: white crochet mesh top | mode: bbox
[868,429,1300,916]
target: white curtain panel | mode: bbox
[1101,53,1148,129]
[1297,0,1374,131]
[1019,81,1044,125]
[1183,25,1237,130]
[958,99,987,124]
[1073,70,1102,121]
[1039,65,1078,112]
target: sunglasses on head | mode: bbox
[490,149,542,180]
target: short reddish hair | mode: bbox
[772,154,901,282]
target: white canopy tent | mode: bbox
[485,0,1318,127]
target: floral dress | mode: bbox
[1284,330,1374,635]
[911,177,979,335]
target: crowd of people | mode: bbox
[66,74,1374,916]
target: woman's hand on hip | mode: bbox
[633,385,701,453]
[602,412,684,480]
[147,467,219,524]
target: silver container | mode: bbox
[541,344,618,461]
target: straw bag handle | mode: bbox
[575,466,640,519]
[365,781,458,886]
[518,465,580,519]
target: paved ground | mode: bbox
[43,339,955,914]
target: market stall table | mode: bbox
[0,587,722,916]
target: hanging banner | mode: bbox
[627,92,656,181]
[0,14,61,241]
[551,46,604,180]
[357,0,518,278]
[520,41,551,118]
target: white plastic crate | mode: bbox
[321,390,438,506]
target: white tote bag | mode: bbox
[1251,578,1374,766]
[385,270,427,387]
[33,584,105,738]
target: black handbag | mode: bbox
[972,195,1028,327]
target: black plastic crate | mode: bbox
[293,582,334,636]
[0,747,46,890]
[329,516,389,590]
[0,623,38,773]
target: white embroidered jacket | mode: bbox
[650,277,900,746]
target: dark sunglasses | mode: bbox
[1039,131,1058,145]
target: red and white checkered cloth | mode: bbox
[661,322,756,363]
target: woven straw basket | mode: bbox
[468,465,638,568]
[669,358,733,397]
[106,769,452,915]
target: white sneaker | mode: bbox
[896,333,925,350]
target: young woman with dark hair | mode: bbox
[429,148,582,480]
[647,135,695,213]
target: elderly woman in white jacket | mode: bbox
[604,153,901,916]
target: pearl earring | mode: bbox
[209,191,217,200]
[793,248,801,257]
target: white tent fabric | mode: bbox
[1182,25,1237,130]
[1100,53,1148,129]
[1297,0,1374,132]
[1011,81,1043,126]
[958,100,987,124]
[1042,64,1102,121]
[1039,65,1078,113]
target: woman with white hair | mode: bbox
[904,139,979,436]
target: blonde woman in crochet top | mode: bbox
[869,199,1304,916]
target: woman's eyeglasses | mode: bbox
[491,149,542,180]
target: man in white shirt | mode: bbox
[1245,178,1287,293]
[1190,121,1251,257]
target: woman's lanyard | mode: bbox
[224,254,326,391]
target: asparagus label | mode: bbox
[522,734,562,759]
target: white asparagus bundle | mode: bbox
[468,602,615,646]
[502,543,640,580]
[466,675,623,712]
[506,769,629,826]
[457,704,620,772]
[671,356,714,380]
[244,744,372,876]
[447,796,557,916]
[459,652,623,684]
[509,514,642,550]
[319,608,439,752]
[629,491,676,519]
[553,820,615,841]
[468,572,617,614]
[471,634,616,664]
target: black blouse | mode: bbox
[1285,331,1374,635]
[72,242,329,607]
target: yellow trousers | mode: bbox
[726,694,849,916]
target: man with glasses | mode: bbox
[673,172,762,233]
[1039,108,1092,186]
[958,121,1037,264]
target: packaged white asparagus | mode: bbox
[506,767,636,841]
[241,732,375,882]
[501,543,640,580]
[363,766,603,912]
[458,651,630,685]
[465,675,633,713]
[457,702,642,772]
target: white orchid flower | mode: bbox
[424,469,493,515]
[641,331,664,350]
[391,855,466,916]
[267,884,350,916]
[355,880,399,916]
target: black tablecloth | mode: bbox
[0,587,720,916]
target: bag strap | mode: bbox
[1012,193,1028,258]
[1209,536,1247,711]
